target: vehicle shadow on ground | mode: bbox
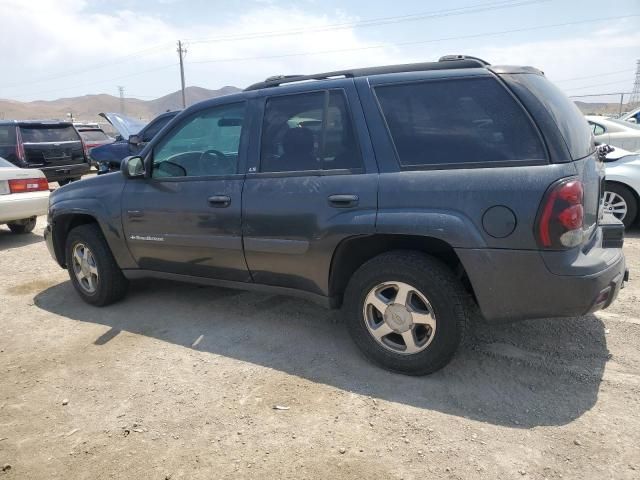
[0,229,43,249]
[34,279,609,428]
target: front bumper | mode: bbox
[43,222,60,265]
[0,191,49,224]
[457,244,627,323]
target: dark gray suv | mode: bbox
[44,56,628,375]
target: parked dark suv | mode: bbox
[44,56,628,375]
[0,121,91,185]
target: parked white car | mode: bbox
[620,107,640,124]
[603,147,640,228]
[586,115,640,152]
[0,157,49,234]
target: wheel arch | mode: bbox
[328,234,477,308]
[51,213,101,268]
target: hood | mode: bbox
[99,112,147,139]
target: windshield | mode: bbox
[0,157,14,167]
[20,125,80,143]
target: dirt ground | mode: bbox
[1,218,639,479]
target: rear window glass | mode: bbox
[0,125,17,145]
[20,126,80,143]
[374,77,546,168]
[504,73,594,159]
[79,130,109,142]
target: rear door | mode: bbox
[242,82,378,296]
[19,124,85,168]
[121,102,251,281]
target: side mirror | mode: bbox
[121,156,145,178]
[129,134,141,145]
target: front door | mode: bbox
[242,86,378,296]
[121,102,251,282]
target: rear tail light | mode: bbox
[82,140,89,158]
[536,177,585,249]
[9,178,49,193]
[15,127,25,163]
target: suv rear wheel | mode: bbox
[344,251,469,375]
[65,224,128,306]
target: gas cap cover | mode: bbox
[482,205,517,238]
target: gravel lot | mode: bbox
[1,217,639,479]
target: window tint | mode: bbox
[142,115,173,142]
[20,126,80,143]
[152,103,245,178]
[375,77,546,168]
[503,73,594,160]
[260,90,361,173]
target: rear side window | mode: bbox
[0,126,17,145]
[260,90,362,173]
[19,126,80,143]
[375,77,546,168]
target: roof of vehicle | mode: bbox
[244,55,543,91]
[586,115,640,131]
[0,120,74,127]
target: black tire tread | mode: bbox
[344,250,472,376]
[65,224,128,306]
[7,217,36,234]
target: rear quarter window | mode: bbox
[19,126,80,143]
[374,76,546,168]
[501,73,594,160]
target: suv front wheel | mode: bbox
[344,251,469,375]
[65,224,128,306]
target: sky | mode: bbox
[0,0,639,103]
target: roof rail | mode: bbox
[244,55,490,91]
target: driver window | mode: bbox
[152,102,246,178]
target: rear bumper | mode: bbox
[457,243,627,323]
[0,191,49,223]
[40,163,90,182]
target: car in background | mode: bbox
[0,120,91,186]
[90,111,178,174]
[75,125,114,150]
[620,107,640,124]
[603,146,640,228]
[586,115,640,152]
[0,156,49,234]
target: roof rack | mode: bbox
[245,55,490,91]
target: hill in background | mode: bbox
[0,86,242,125]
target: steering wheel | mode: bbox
[199,149,229,175]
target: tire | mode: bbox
[343,251,470,376]
[65,224,128,306]
[604,182,637,228]
[7,216,37,234]
[57,178,79,187]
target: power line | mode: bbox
[186,0,550,44]
[554,68,636,84]
[565,78,635,93]
[188,14,639,67]
[0,42,174,90]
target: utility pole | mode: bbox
[177,40,187,108]
[629,59,640,108]
[118,86,125,115]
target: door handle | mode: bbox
[127,210,144,218]
[328,194,359,208]
[208,195,231,208]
